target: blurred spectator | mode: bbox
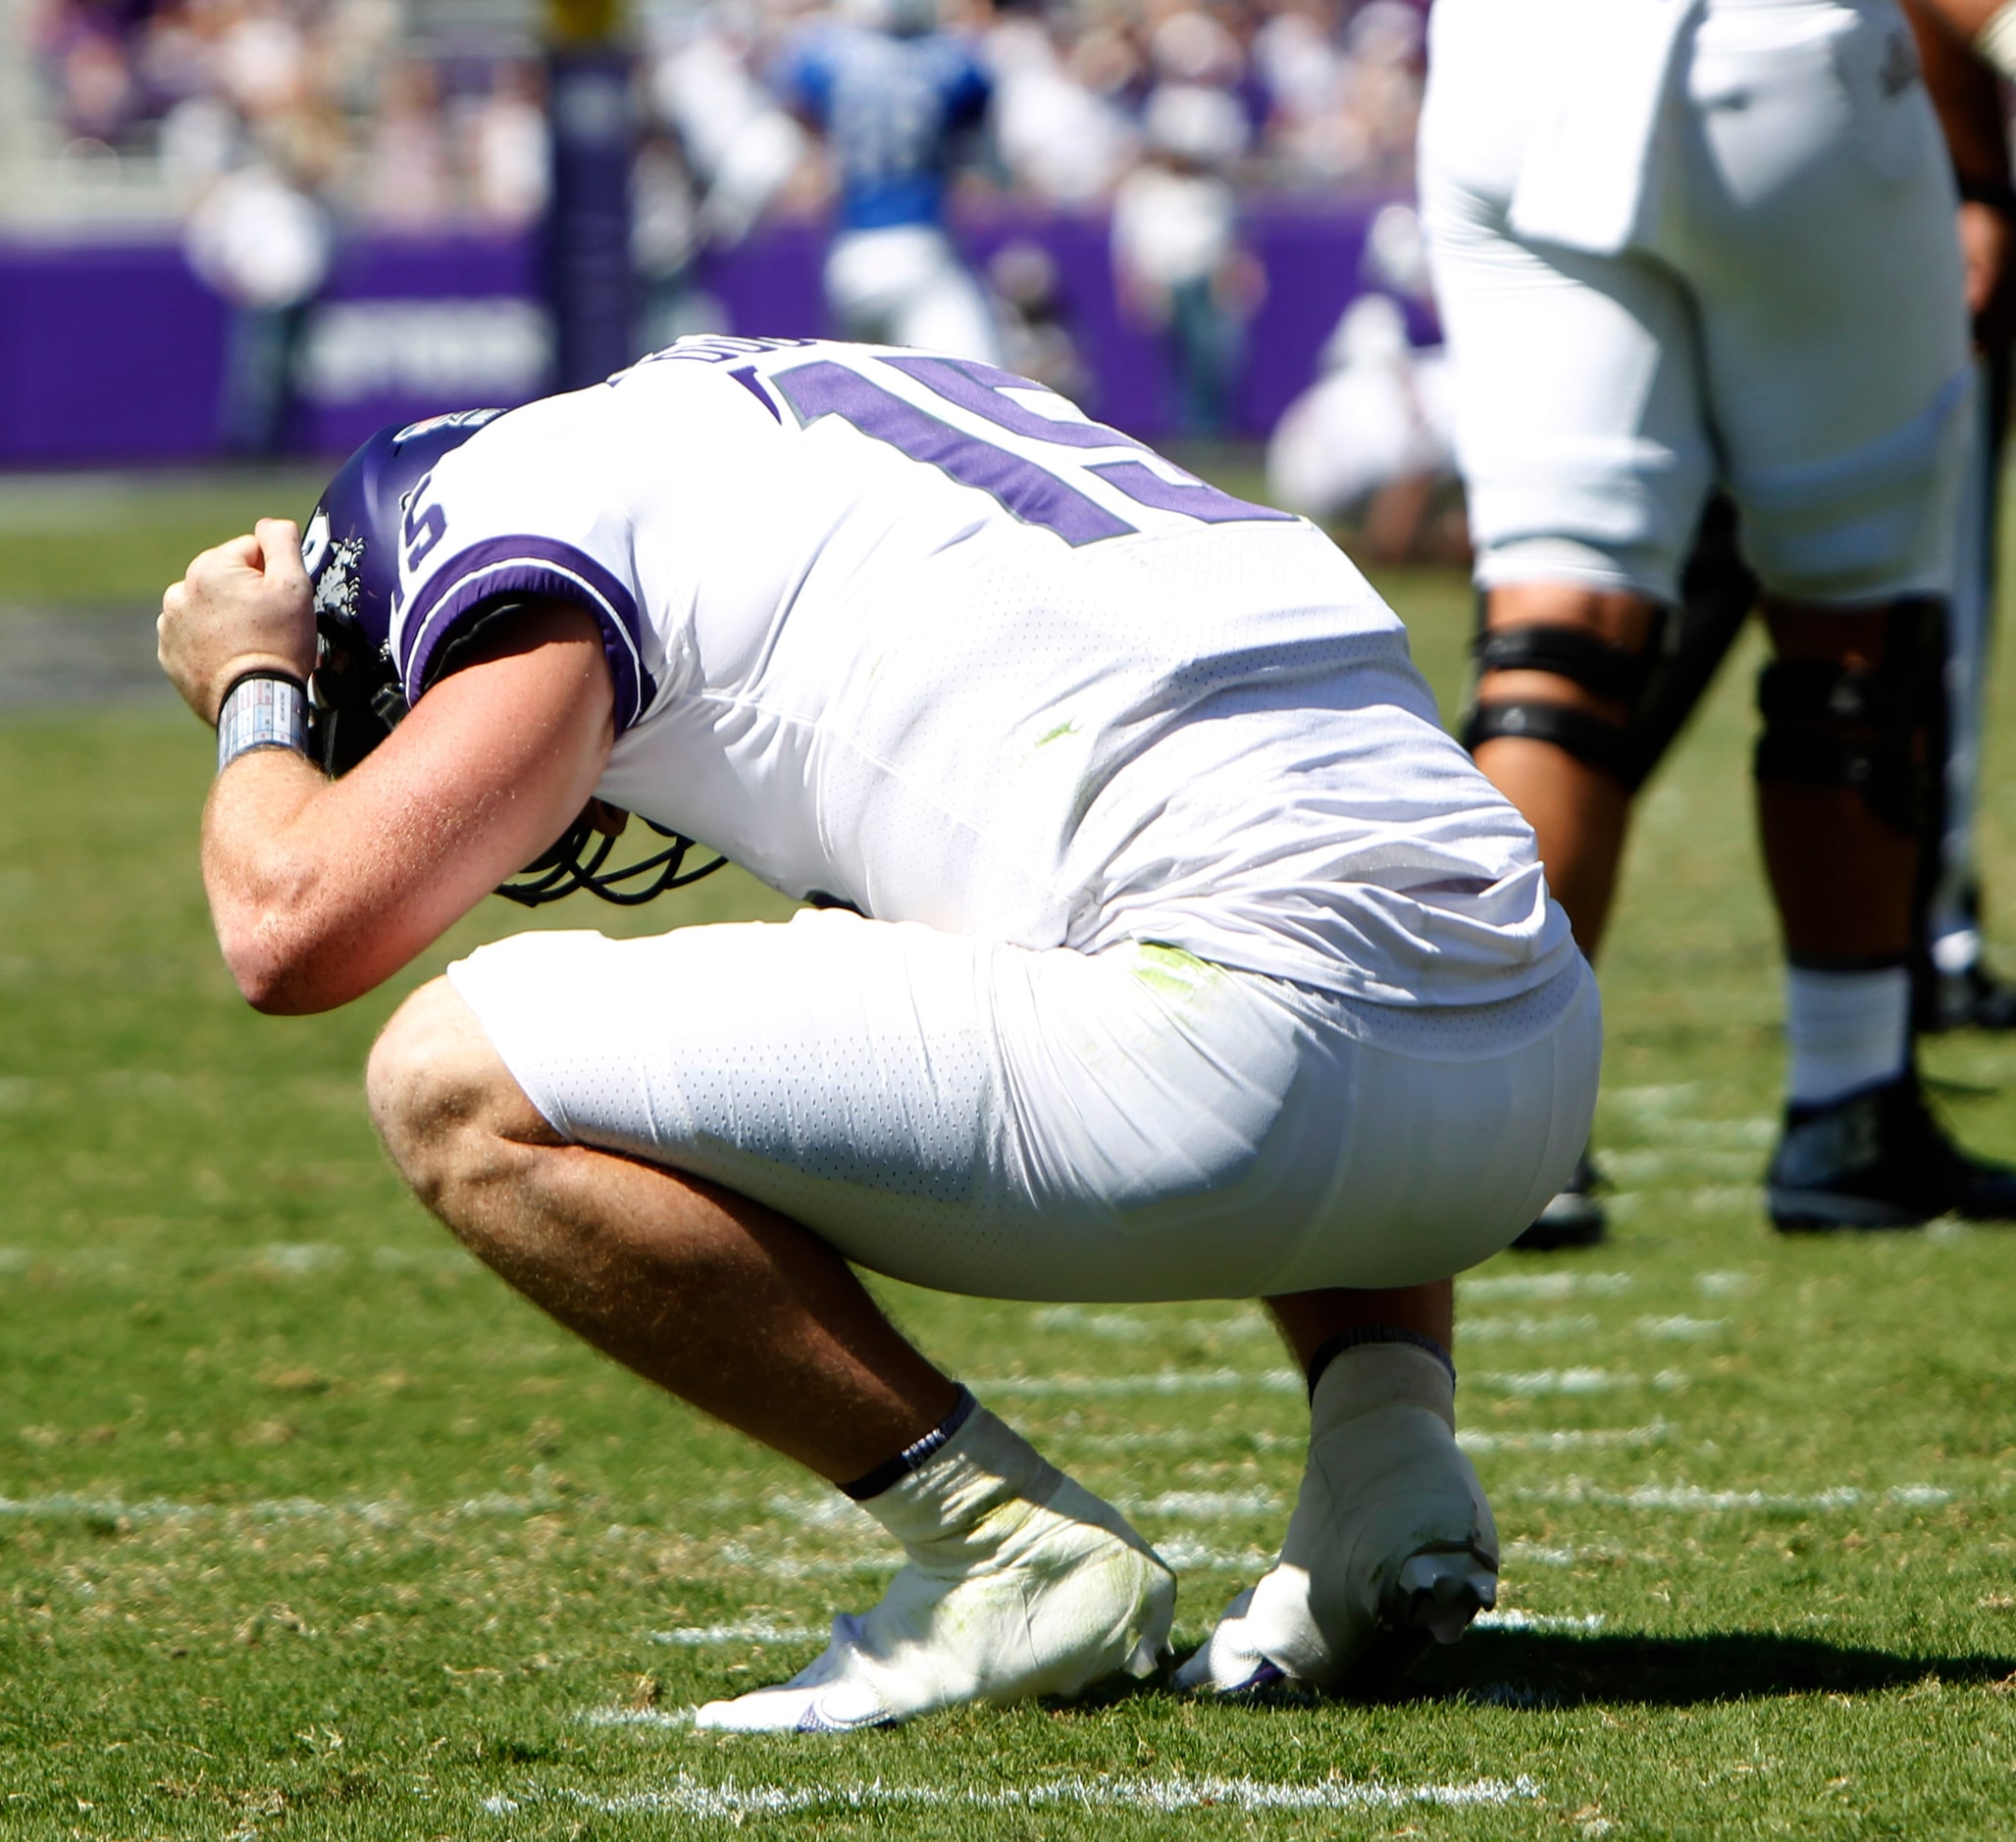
[1111,80,1258,433]
[986,14,1135,206]
[362,59,453,228]
[645,11,816,245]
[30,0,1435,225]
[184,138,333,452]
[1266,198,1460,558]
[774,0,1002,361]
[990,238,1090,401]
[467,62,551,227]
[1265,291,1462,560]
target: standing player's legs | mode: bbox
[1919,351,2016,1029]
[1424,172,1714,1249]
[1673,0,2016,1223]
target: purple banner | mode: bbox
[0,195,1415,469]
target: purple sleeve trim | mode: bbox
[399,535,654,733]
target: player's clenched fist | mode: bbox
[158,517,317,725]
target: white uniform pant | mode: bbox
[447,911,1600,1303]
[1420,0,1971,606]
[825,226,1004,365]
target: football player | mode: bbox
[776,0,1002,363]
[158,337,1598,1722]
[1421,0,2016,1235]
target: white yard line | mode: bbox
[1514,1482,1953,1512]
[648,1622,818,1647]
[1047,1428,1302,1455]
[1473,1368,1646,1396]
[1459,1421,1669,1454]
[579,1707,698,1728]
[970,1369,1302,1397]
[485,1770,1543,1817]
[1122,1489,1283,1519]
[1459,1271,1633,1302]
[1461,1313,1602,1341]
[1473,1609,1606,1633]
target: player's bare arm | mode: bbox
[160,520,613,1014]
[1904,0,2016,351]
[1918,0,2016,68]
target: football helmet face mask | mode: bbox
[299,411,724,908]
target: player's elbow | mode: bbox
[215,909,350,1015]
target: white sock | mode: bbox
[857,1407,1059,1556]
[1784,966,1910,1108]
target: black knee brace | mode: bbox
[1461,622,1664,780]
[1461,497,1760,792]
[1753,597,1946,837]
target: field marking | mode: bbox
[0,1490,562,1528]
[1123,1489,1282,1519]
[1514,1482,1953,1513]
[1154,1536,1273,1571]
[1459,1271,1632,1302]
[580,1707,698,1728]
[649,1622,818,1648]
[1502,1539,1648,1568]
[1459,1421,1669,1455]
[1473,1368,1642,1396]
[1461,1313,1602,1342]
[484,1770,1542,1818]
[1634,1316,1727,1342]
[1047,1428,1302,1456]
[1473,1610,1605,1633]
[971,1369,1301,1397]
[1030,1305,1268,1342]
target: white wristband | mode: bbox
[217,674,309,774]
[1977,1,2016,80]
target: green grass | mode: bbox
[2,471,2016,1837]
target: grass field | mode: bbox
[2,466,2015,1838]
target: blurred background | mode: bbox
[1,0,1453,544]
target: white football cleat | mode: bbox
[696,1407,1174,1733]
[1175,1340,1497,1697]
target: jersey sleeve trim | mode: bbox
[401,536,654,733]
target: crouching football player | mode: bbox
[157,337,1597,1726]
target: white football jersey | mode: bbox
[389,336,1575,1006]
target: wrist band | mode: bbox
[216,673,309,775]
[1977,2,2016,81]
[1958,176,2016,220]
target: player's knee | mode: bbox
[366,978,523,1209]
[1462,587,1667,788]
[1753,597,1943,836]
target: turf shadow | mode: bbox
[1401,1628,2016,1708]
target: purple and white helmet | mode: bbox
[300,408,507,777]
[296,407,723,907]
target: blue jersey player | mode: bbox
[777,0,1003,362]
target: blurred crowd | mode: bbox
[31,0,1426,231]
[32,0,551,225]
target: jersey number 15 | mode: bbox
[763,354,1294,546]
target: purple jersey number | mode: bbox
[770,356,1294,546]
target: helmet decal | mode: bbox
[312,535,365,623]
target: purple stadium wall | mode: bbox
[0,197,1422,467]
